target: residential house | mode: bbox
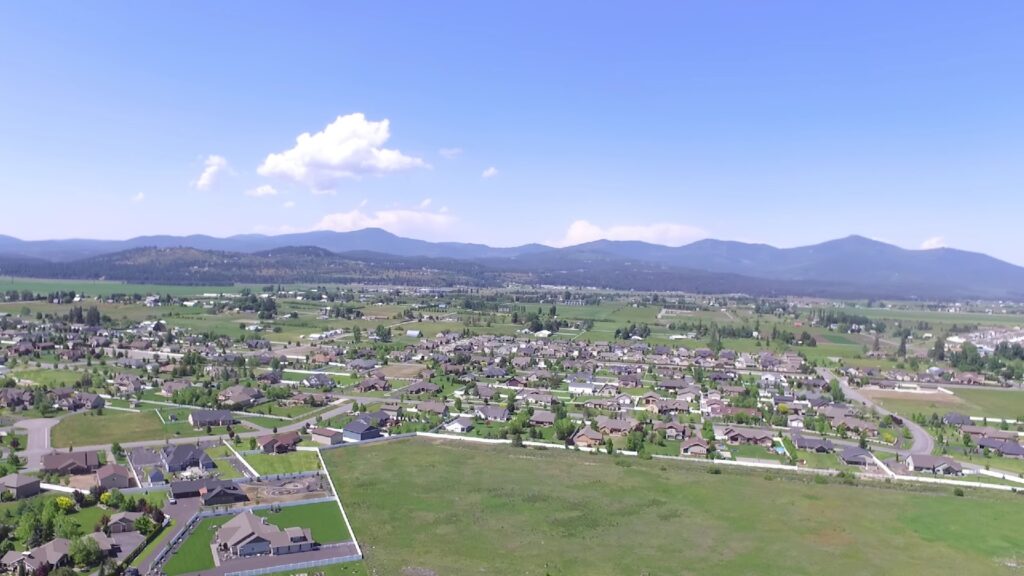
[218,385,262,408]
[444,417,475,434]
[571,426,603,448]
[343,419,382,442]
[189,409,237,428]
[41,450,101,475]
[0,473,40,499]
[791,433,834,453]
[906,454,962,475]
[680,437,709,457]
[475,405,510,422]
[310,428,344,446]
[721,427,775,447]
[839,446,873,466]
[1,538,70,573]
[108,512,143,534]
[162,444,215,472]
[216,511,314,558]
[96,463,133,489]
[257,431,301,454]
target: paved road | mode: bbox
[15,417,60,471]
[834,376,935,456]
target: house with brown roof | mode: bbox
[257,431,302,453]
[42,450,101,475]
[216,511,315,558]
[721,426,775,447]
[310,428,344,446]
[571,426,603,448]
[680,437,709,457]
[96,463,133,489]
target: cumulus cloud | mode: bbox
[257,113,429,191]
[314,206,456,238]
[245,185,279,198]
[194,155,228,190]
[920,236,946,250]
[419,198,432,208]
[481,166,499,179]
[438,147,463,159]
[131,192,145,204]
[553,219,706,247]
[283,201,296,209]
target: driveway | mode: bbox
[14,417,60,471]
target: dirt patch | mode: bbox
[241,476,330,503]
[67,474,96,490]
[378,362,427,379]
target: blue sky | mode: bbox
[2,2,1023,262]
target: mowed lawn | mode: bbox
[325,439,1024,576]
[862,388,1024,420]
[255,502,350,543]
[51,411,243,447]
[245,451,321,475]
[163,515,231,576]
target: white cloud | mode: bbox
[245,185,279,198]
[553,219,706,247]
[194,155,228,190]
[419,198,432,208]
[920,236,946,250]
[131,192,145,204]
[257,113,429,191]
[283,201,296,209]
[438,147,463,159]
[481,166,499,179]
[315,206,456,238]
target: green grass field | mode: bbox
[130,519,176,568]
[163,515,231,576]
[255,502,350,543]
[51,410,243,447]
[325,438,1024,576]
[245,451,322,475]
[863,388,1024,420]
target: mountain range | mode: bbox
[0,230,1021,299]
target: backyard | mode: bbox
[244,451,322,475]
[324,438,1024,576]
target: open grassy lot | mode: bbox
[51,410,243,447]
[255,502,350,543]
[163,515,231,576]
[245,451,322,475]
[325,438,1024,576]
[862,388,1024,420]
[10,368,83,386]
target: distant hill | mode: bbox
[0,231,1022,299]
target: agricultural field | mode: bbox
[861,388,1024,420]
[325,439,1024,576]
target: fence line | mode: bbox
[222,437,260,478]
[316,447,363,560]
[223,554,363,576]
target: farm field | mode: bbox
[861,388,1024,420]
[325,438,1024,576]
[254,502,350,543]
[245,451,322,475]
